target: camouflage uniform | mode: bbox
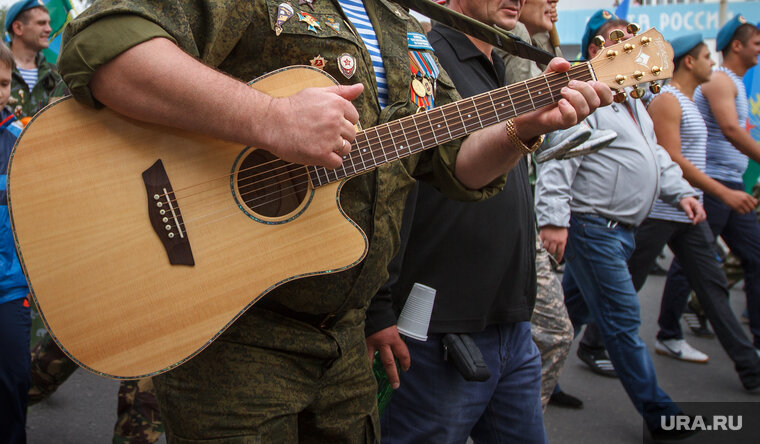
[28,333,164,443]
[60,1,505,441]
[497,25,574,409]
[9,52,62,118]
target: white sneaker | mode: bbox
[655,339,709,363]
[534,124,591,163]
[560,128,617,159]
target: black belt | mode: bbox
[576,213,635,231]
[256,298,342,330]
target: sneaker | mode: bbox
[534,124,591,163]
[683,300,714,338]
[549,389,584,409]
[577,344,618,378]
[560,128,617,159]
[655,339,709,363]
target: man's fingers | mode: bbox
[380,346,401,389]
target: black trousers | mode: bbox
[627,218,760,383]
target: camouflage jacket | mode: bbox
[59,0,507,317]
[10,51,62,118]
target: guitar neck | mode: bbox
[308,62,595,186]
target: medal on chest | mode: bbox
[338,53,357,79]
[274,3,295,36]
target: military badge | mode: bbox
[298,11,322,33]
[274,3,295,36]
[338,53,356,79]
[299,0,315,11]
[325,16,340,33]
[310,55,327,69]
[408,50,440,110]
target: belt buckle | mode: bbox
[607,219,619,229]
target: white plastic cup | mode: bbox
[396,283,437,341]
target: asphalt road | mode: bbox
[25,272,759,443]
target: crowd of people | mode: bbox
[0,0,758,442]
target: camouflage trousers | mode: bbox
[153,307,378,444]
[532,236,574,410]
[28,333,164,443]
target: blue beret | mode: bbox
[581,9,618,60]
[716,14,752,52]
[671,32,704,60]
[5,0,45,32]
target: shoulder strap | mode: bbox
[393,0,556,65]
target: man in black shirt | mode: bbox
[365,0,551,441]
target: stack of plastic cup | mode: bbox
[396,283,437,341]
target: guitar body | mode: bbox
[8,66,367,378]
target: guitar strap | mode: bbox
[392,0,557,65]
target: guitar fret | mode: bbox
[543,76,554,102]
[425,111,440,146]
[372,127,388,164]
[307,165,322,187]
[434,107,452,141]
[397,119,413,156]
[410,114,424,153]
[356,133,370,172]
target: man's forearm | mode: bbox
[91,38,276,151]
[723,124,760,164]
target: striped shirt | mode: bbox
[338,0,389,108]
[648,85,707,223]
[17,67,38,89]
[694,66,749,183]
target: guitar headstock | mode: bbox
[589,26,673,101]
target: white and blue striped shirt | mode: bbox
[648,85,707,223]
[338,0,389,108]
[694,66,749,184]
[17,67,38,89]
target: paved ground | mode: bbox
[25,273,759,443]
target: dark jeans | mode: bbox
[563,213,679,432]
[381,322,547,444]
[0,297,31,444]
[629,218,760,383]
[665,180,760,348]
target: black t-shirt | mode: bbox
[366,24,537,335]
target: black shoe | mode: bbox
[577,344,618,378]
[649,416,700,442]
[683,300,714,338]
[549,390,584,409]
[742,372,760,393]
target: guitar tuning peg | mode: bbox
[626,23,641,36]
[613,89,627,103]
[593,35,606,49]
[609,29,625,43]
[649,81,661,94]
[630,87,646,100]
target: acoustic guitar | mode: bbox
[8,27,672,378]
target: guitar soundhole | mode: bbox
[236,149,310,218]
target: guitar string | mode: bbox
[165,74,637,232]
[162,70,633,231]
[158,65,592,206]
[161,65,593,209]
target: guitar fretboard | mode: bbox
[307,63,595,186]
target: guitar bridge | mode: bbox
[142,159,195,266]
